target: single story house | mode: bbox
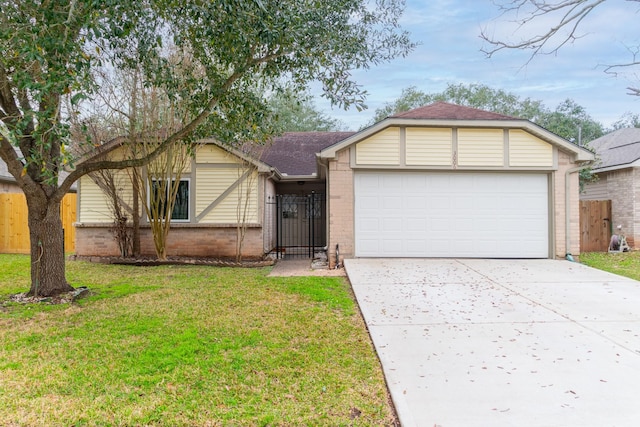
[581,127,640,248]
[75,102,594,264]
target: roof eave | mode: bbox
[318,117,595,162]
[593,160,640,174]
[276,174,322,182]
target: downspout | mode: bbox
[565,162,591,261]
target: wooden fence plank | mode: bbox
[0,193,76,254]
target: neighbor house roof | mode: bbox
[0,148,15,183]
[319,102,594,162]
[0,146,77,190]
[260,131,355,177]
[587,128,640,172]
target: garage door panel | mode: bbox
[354,171,549,258]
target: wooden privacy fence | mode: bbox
[0,193,76,254]
[580,200,612,252]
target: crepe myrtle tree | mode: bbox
[0,0,414,297]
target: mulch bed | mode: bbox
[9,287,91,305]
[68,255,275,268]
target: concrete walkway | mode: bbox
[267,258,346,277]
[345,258,640,427]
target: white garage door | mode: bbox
[354,171,549,258]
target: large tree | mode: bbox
[0,0,414,297]
[269,88,346,132]
[369,83,547,124]
[481,0,640,96]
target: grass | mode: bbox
[581,251,640,281]
[0,255,395,426]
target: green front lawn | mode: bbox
[581,251,640,281]
[0,255,395,426]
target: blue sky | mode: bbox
[312,0,640,130]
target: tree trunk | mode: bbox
[26,196,74,297]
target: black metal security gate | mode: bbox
[275,193,326,259]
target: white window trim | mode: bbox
[148,177,191,223]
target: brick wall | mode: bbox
[326,149,354,268]
[554,150,583,258]
[75,224,265,259]
[581,168,637,248]
[610,169,636,247]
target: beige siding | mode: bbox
[79,176,112,223]
[509,130,553,167]
[196,168,258,223]
[78,170,134,223]
[405,128,453,166]
[355,127,400,165]
[458,128,504,167]
[581,174,609,201]
[196,144,238,164]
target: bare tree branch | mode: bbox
[481,0,607,62]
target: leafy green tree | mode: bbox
[269,88,346,132]
[370,83,603,142]
[0,0,414,297]
[537,99,603,145]
[370,83,548,124]
[611,112,640,130]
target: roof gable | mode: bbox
[320,102,594,162]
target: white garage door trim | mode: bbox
[354,171,549,258]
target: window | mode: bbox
[151,179,190,221]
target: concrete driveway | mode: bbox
[345,258,640,427]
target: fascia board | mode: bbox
[593,162,638,174]
[276,174,322,182]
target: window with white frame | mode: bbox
[150,178,190,221]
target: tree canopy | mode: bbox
[0,0,415,296]
[268,88,346,132]
[369,83,604,143]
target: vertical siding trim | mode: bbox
[452,128,458,169]
[77,178,82,223]
[400,127,407,166]
[190,157,197,224]
[504,129,509,168]
[548,172,555,258]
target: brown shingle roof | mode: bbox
[391,101,518,121]
[260,131,355,176]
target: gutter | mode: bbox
[565,162,592,260]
